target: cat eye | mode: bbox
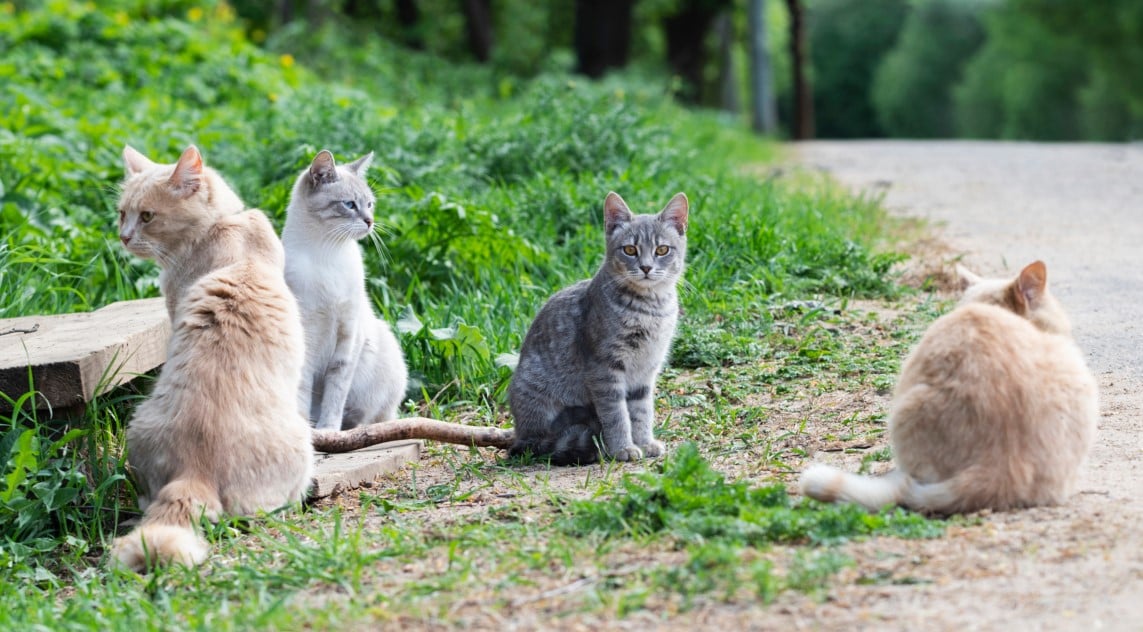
[342,200,358,211]
[140,211,154,223]
[622,245,638,256]
[655,245,670,256]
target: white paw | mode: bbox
[608,445,644,462]
[638,439,666,458]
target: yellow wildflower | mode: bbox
[280,54,295,69]
[187,7,203,22]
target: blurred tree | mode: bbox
[871,0,985,138]
[663,0,731,104]
[574,0,635,78]
[462,0,494,62]
[786,0,813,139]
[748,0,778,134]
[1016,0,1143,137]
[807,0,908,138]
[954,3,1087,140]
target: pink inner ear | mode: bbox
[169,146,204,194]
[1017,261,1048,305]
[604,192,632,233]
[660,193,689,234]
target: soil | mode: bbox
[780,141,1143,631]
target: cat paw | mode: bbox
[608,445,644,462]
[637,439,666,458]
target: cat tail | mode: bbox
[508,424,601,466]
[110,478,220,573]
[799,464,963,514]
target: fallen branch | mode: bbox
[311,416,515,453]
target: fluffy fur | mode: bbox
[282,150,408,431]
[110,145,314,571]
[800,261,1098,514]
[508,192,689,465]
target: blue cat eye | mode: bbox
[342,200,358,211]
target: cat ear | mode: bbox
[955,264,983,290]
[123,145,156,175]
[604,191,633,236]
[1016,260,1048,308]
[309,150,338,186]
[167,145,204,197]
[658,192,689,235]
[347,151,374,176]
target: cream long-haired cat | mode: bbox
[110,145,314,571]
[800,261,1098,514]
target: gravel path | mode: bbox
[790,141,1143,630]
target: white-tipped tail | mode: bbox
[800,464,967,514]
[111,523,208,572]
[109,478,219,572]
[799,464,912,511]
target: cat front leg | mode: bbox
[588,377,641,461]
[627,383,664,457]
[314,327,364,431]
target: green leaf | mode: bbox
[395,306,424,335]
[1,430,37,504]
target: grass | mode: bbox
[0,1,953,628]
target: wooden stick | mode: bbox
[311,417,515,453]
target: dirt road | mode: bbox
[789,141,1143,630]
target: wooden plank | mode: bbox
[0,298,169,412]
[310,440,422,499]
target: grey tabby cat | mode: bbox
[282,150,408,431]
[509,191,689,465]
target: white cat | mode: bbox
[281,150,408,431]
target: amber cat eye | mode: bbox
[140,211,155,223]
[655,245,670,256]
[622,245,638,256]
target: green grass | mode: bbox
[0,1,949,627]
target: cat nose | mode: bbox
[120,233,132,245]
[640,265,651,274]
[362,216,373,228]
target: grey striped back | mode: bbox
[509,192,689,465]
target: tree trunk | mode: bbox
[785,0,815,139]
[395,0,423,49]
[748,0,778,134]
[663,2,722,104]
[461,0,494,63]
[715,11,739,113]
[573,0,635,79]
[311,417,514,453]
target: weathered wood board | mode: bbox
[310,440,422,499]
[0,298,169,413]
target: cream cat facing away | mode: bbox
[800,261,1098,514]
[110,145,314,571]
[282,150,408,431]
